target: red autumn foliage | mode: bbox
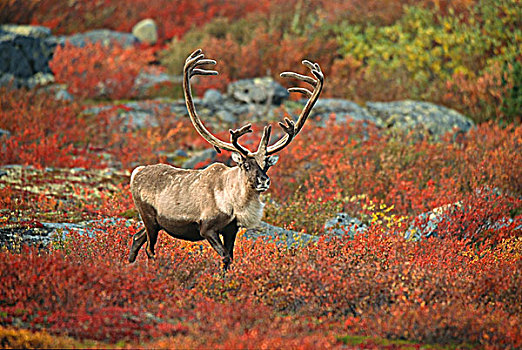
[0,88,95,169]
[190,30,338,95]
[0,88,208,170]
[1,84,520,347]
[49,42,155,100]
[1,1,520,347]
[29,0,272,42]
[0,216,520,347]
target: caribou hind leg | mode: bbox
[134,205,161,260]
[128,228,147,263]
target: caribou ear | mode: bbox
[266,155,279,167]
[231,152,244,165]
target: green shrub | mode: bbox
[501,60,522,124]
[335,0,521,122]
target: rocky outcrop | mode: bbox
[324,213,368,237]
[244,221,318,247]
[294,98,383,127]
[0,24,149,89]
[227,77,289,106]
[366,100,474,137]
[0,24,57,88]
[0,216,317,251]
[64,29,139,48]
[82,94,475,146]
[0,24,475,139]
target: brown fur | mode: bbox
[128,162,266,270]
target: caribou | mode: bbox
[128,49,324,270]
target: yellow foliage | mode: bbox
[0,327,79,349]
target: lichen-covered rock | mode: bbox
[244,221,318,248]
[324,212,368,237]
[0,24,51,38]
[366,100,474,137]
[133,69,182,97]
[0,24,57,88]
[64,29,139,48]
[227,77,289,105]
[203,89,224,105]
[301,98,383,127]
[132,19,158,45]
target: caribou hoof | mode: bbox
[222,256,232,272]
[146,249,156,260]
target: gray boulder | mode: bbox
[64,29,139,48]
[132,19,158,45]
[203,89,224,105]
[244,221,318,248]
[366,100,474,137]
[324,213,367,237]
[0,24,57,88]
[227,77,289,106]
[299,98,383,127]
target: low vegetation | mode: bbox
[1,0,520,348]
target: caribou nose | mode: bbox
[256,176,270,191]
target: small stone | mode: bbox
[0,128,11,138]
[203,89,223,105]
[132,19,158,45]
[324,213,367,237]
[216,110,237,124]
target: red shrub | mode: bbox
[269,118,522,223]
[0,0,40,24]
[30,0,273,42]
[0,88,96,169]
[443,63,509,123]
[1,217,520,347]
[50,42,155,100]
[191,30,338,95]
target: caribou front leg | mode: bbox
[200,222,232,271]
[222,221,239,271]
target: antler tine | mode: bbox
[278,117,295,135]
[185,49,202,64]
[280,71,317,87]
[255,125,272,155]
[266,60,324,155]
[287,87,313,98]
[191,58,218,77]
[230,124,253,157]
[271,117,296,152]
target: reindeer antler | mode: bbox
[265,60,324,155]
[184,49,253,155]
[184,50,324,157]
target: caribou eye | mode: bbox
[243,163,250,171]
